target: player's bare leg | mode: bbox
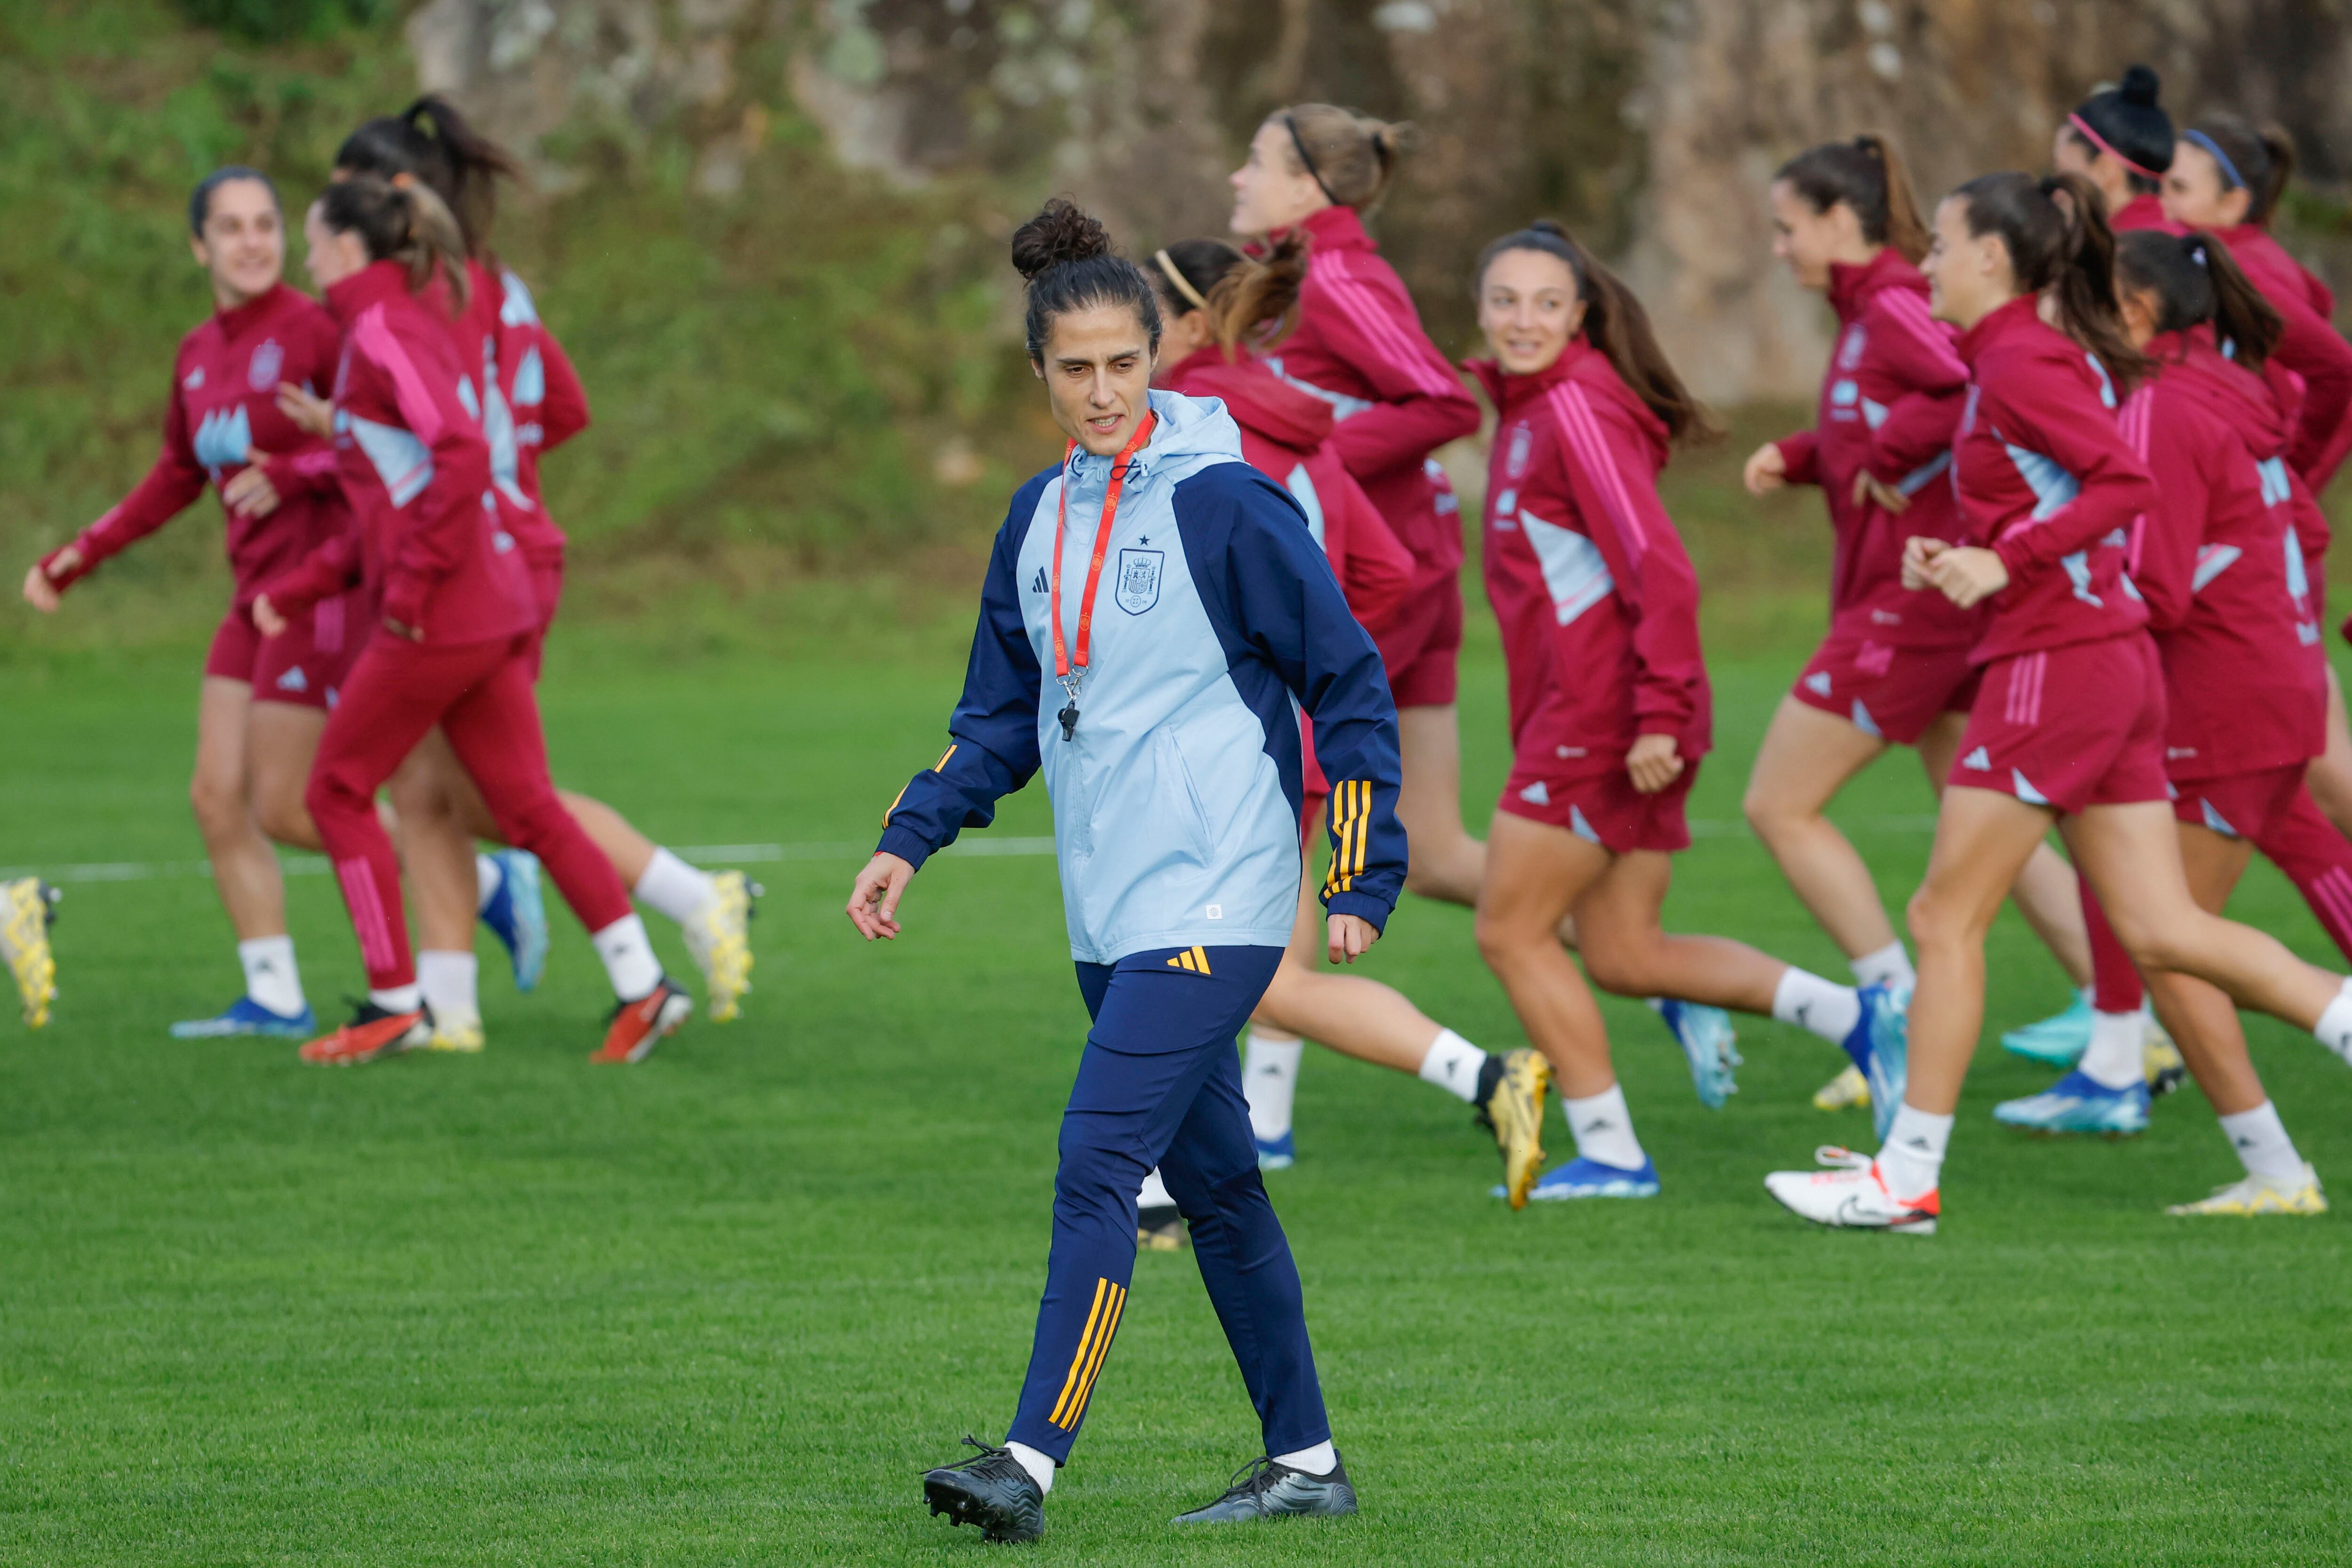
[1395,703,1485,905]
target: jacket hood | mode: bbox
[2154,332,2290,460]
[324,259,460,326]
[1065,387,1245,490]
[1826,248,1923,320]
[1163,346,1335,452]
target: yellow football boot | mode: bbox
[2142,1019,2187,1098]
[1812,1064,1870,1111]
[1478,1047,1551,1210]
[428,1014,486,1053]
[2166,1165,2328,1217]
[3,877,59,1029]
[683,870,759,1023]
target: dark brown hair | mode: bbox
[1270,104,1413,213]
[1011,198,1160,360]
[1949,171,2147,390]
[2064,64,2173,196]
[1775,133,1931,263]
[317,175,470,313]
[188,166,279,238]
[335,96,522,261]
[2115,229,2282,372]
[1152,234,1310,357]
[1474,220,1718,445]
[2185,113,2297,224]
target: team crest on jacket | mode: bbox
[248,338,286,392]
[1115,548,1163,614]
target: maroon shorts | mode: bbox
[522,561,564,682]
[1497,756,1700,853]
[1790,627,1978,746]
[2171,762,2306,841]
[1373,569,1462,709]
[205,597,362,711]
[1947,636,2169,815]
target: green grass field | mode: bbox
[5,624,2352,1566]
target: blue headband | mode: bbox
[2184,129,2247,192]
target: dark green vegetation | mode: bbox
[6,627,2351,1565]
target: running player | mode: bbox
[1469,222,1906,1205]
[256,176,690,1065]
[1149,234,1549,1204]
[328,99,756,1046]
[1740,134,2097,1112]
[1766,172,2352,1234]
[1991,228,2328,1205]
[860,201,1391,1540]
[20,167,350,1038]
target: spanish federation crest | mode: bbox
[248,338,285,393]
[1115,548,1163,614]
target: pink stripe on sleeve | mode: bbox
[1316,255,1460,399]
[1547,383,1648,561]
[1879,289,1966,376]
[350,307,446,445]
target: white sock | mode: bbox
[1416,1027,1488,1103]
[2313,977,2352,1064]
[1243,1030,1304,1140]
[1773,967,1863,1046]
[416,949,479,1028]
[475,852,501,915]
[1005,1440,1055,1495]
[1136,1168,1174,1210]
[369,983,422,1014]
[590,914,661,1001]
[2218,1101,2306,1183]
[2078,1008,2143,1090]
[1850,939,1915,993]
[1877,1103,1954,1202]
[635,847,718,927]
[1561,1084,1645,1170]
[1274,1440,1338,1476]
[238,935,305,1016]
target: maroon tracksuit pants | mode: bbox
[306,631,632,990]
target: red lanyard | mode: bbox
[1050,411,1156,682]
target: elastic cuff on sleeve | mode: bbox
[1323,891,1391,935]
[875,823,938,873]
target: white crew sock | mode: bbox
[1561,1084,1645,1171]
[1005,1440,1055,1495]
[590,914,661,1002]
[1137,1168,1174,1210]
[416,950,479,1030]
[2218,1101,2306,1183]
[2314,977,2352,1065]
[369,983,422,1014]
[1274,1440,1338,1476]
[1877,1103,1954,1202]
[635,848,719,927]
[2078,1007,2144,1090]
[1772,967,1863,1046]
[1416,1027,1489,1103]
[1850,939,1915,994]
[475,852,502,915]
[238,935,305,1016]
[1243,1030,1305,1140]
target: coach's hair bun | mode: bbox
[1011,198,1113,282]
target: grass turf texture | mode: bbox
[5,630,2351,1566]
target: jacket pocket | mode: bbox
[1158,729,1214,866]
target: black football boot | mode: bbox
[922,1436,1045,1544]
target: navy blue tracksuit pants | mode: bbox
[1005,944,1330,1466]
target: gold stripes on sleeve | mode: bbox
[882,743,959,828]
[1320,779,1372,897]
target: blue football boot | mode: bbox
[1255,1130,1295,1170]
[1993,1069,2151,1137]
[1652,997,1741,1109]
[1497,1155,1661,1201]
[1841,981,1910,1143]
[478,849,548,993]
[2001,987,2093,1067]
[170,995,317,1039]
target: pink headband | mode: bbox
[2067,111,2163,182]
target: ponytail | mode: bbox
[2114,228,2282,371]
[317,175,470,314]
[1473,221,1718,445]
[1271,104,1414,214]
[1149,234,1311,358]
[2185,113,2297,224]
[1774,132,1930,263]
[1950,170,2147,391]
[335,94,522,259]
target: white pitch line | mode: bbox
[1,820,1940,887]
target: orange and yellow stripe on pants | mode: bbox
[1048,1276,1128,1430]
